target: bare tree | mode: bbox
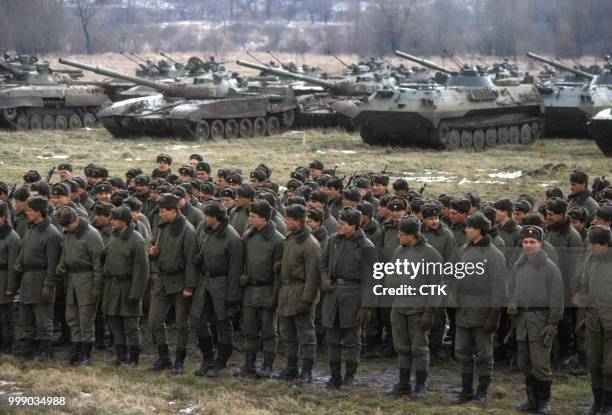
[69,0,98,54]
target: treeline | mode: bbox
[0,0,610,58]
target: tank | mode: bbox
[0,58,109,131]
[58,58,297,140]
[526,52,612,138]
[587,108,612,156]
[236,59,395,130]
[345,50,545,150]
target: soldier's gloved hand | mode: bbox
[265,296,277,310]
[239,274,249,287]
[358,307,370,328]
[507,304,518,316]
[483,310,501,334]
[126,297,139,306]
[296,300,311,315]
[56,264,67,277]
[541,324,556,347]
[41,286,55,305]
[14,260,24,274]
[321,279,334,292]
[418,311,434,332]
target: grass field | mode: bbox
[0,128,609,414]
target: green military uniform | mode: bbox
[11,216,62,357]
[181,202,204,229]
[322,210,338,235]
[271,210,287,235]
[60,219,104,358]
[498,218,522,265]
[386,233,443,396]
[451,221,467,248]
[149,213,197,370]
[0,221,21,352]
[454,233,507,403]
[230,205,249,236]
[240,220,284,374]
[13,210,29,238]
[275,226,320,379]
[102,221,149,364]
[509,247,563,412]
[190,216,243,375]
[567,189,599,224]
[362,218,382,247]
[320,228,376,386]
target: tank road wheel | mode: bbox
[253,117,267,137]
[1,108,17,123]
[194,121,210,141]
[520,124,533,144]
[42,115,55,130]
[530,122,541,140]
[82,112,96,128]
[460,130,473,148]
[225,119,239,139]
[15,115,29,131]
[446,129,461,150]
[239,119,253,138]
[473,129,486,149]
[29,115,42,130]
[485,128,497,147]
[266,116,280,136]
[282,110,295,128]
[69,114,82,129]
[55,115,68,130]
[508,125,520,144]
[210,120,224,139]
[498,127,509,145]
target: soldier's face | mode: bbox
[111,218,127,232]
[338,220,356,236]
[94,215,110,226]
[222,197,234,210]
[197,171,210,181]
[513,210,525,223]
[250,178,262,187]
[328,188,340,198]
[236,196,250,208]
[50,195,69,208]
[441,206,450,218]
[495,210,507,224]
[248,213,267,230]
[14,199,27,211]
[545,211,562,225]
[59,170,71,181]
[96,192,111,203]
[378,206,390,218]
[180,175,191,183]
[423,216,439,230]
[591,243,609,255]
[522,237,541,256]
[397,231,416,247]
[465,226,482,242]
[449,209,466,225]
[592,217,610,227]
[570,182,586,193]
[570,219,585,232]
[158,161,170,172]
[204,214,219,228]
[25,207,43,223]
[189,159,198,169]
[306,217,320,231]
[135,185,149,197]
[216,177,228,188]
[285,216,302,232]
[159,208,177,223]
[390,209,406,221]
[372,183,386,196]
[309,168,321,180]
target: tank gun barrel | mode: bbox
[327,51,352,69]
[245,52,267,66]
[236,59,337,90]
[160,52,180,65]
[394,50,452,75]
[266,50,284,66]
[0,60,25,78]
[526,52,594,80]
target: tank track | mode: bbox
[0,106,99,131]
[294,111,357,131]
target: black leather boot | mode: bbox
[79,342,93,364]
[341,360,358,389]
[386,367,411,396]
[472,375,491,405]
[234,350,257,377]
[325,361,342,389]
[112,344,128,366]
[171,348,187,375]
[150,344,172,371]
[517,375,536,412]
[127,345,140,368]
[295,358,314,385]
[413,370,428,399]
[272,356,299,380]
[194,337,215,376]
[69,342,82,365]
[207,343,233,378]
[453,372,474,404]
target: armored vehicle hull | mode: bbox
[588,108,612,156]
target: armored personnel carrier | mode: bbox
[346,51,544,149]
[588,108,612,156]
[236,60,395,130]
[59,58,297,140]
[526,52,612,137]
[0,58,108,130]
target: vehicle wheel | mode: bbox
[194,121,210,141]
[508,125,520,144]
[29,115,42,130]
[485,128,497,147]
[460,130,473,148]
[282,110,295,128]
[446,129,461,150]
[239,119,253,138]
[42,115,55,130]
[497,127,509,145]
[1,108,17,122]
[225,119,239,139]
[55,115,68,130]
[15,115,29,131]
[267,116,280,136]
[210,120,224,139]
[520,123,533,144]
[253,117,267,137]
[82,112,97,127]
[473,129,486,149]
[68,114,82,129]
[530,122,541,140]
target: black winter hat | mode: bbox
[596,204,612,222]
[307,208,324,223]
[570,169,588,185]
[295,186,312,201]
[589,225,611,245]
[236,184,256,199]
[466,213,491,233]
[326,178,344,191]
[494,197,514,213]
[31,181,51,197]
[109,176,127,190]
[156,153,173,164]
[93,181,112,195]
[93,202,113,217]
[158,193,180,209]
[51,183,70,197]
[203,200,227,220]
[249,200,272,220]
[13,186,30,201]
[170,186,187,199]
[57,206,78,226]
[196,162,212,174]
[342,186,362,203]
[392,178,409,191]
[200,182,215,195]
[450,198,471,214]
[354,177,371,189]
[438,193,453,208]
[219,187,235,199]
[285,204,307,219]
[28,196,48,213]
[111,206,132,223]
[371,174,389,186]
[514,199,532,213]
[23,170,42,183]
[356,201,375,217]
[257,190,277,207]
[546,197,568,215]
[178,165,195,178]
[338,207,361,228]
[309,160,324,170]
[250,169,266,182]
[126,167,143,180]
[286,179,302,191]
[481,205,497,226]
[545,186,564,199]
[568,207,587,222]
[421,202,442,219]
[286,196,306,206]
[57,163,73,172]
[310,190,329,205]
[227,173,243,186]
[110,190,129,207]
[465,192,481,208]
[520,225,544,241]
[398,215,421,235]
[388,196,408,212]
[123,197,143,212]
[189,153,203,162]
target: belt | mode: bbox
[334,278,360,286]
[24,265,46,272]
[67,265,94,273]
[249,281,273,287]
[519,307,547,312]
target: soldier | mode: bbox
[273,204,321,383]
[306,208,328,245]
[507,225,563,414]
[171,186,204,229]
[125,167,143,193]
[103,206,149,367]
[152,154,172,179]
[450,198,470,248]
[568,170,599,224]
[342,187,362,208]
[7,196,62,360]
[11,186,30,238]
[320,207,376,389]
[386,216,443,398]
[371,174,390,199]
[196,162,213,183]
[92,181,112,204]
[569,207,589,241]
[190,201,243,377]
[249,170,267,188]
[354,177,379,208]
[0,202,21,354]
[74,177,94,214]
[230,184,255,236]
[308,160,324,181]
[56,207,104,365]
[392,178,409,198]
[235,200,284,378]
[438,194,453,228]
[148,193,198,374]
[545,197,584,365]
[482,205,506,251]
[219,187,236,213]
[357,201,382,247]
[57,163,73,182]
[49,183,89,223]
[326,178,344,219]
[178,165,195,183]
[133,175,153,219]
[188,154,203,169]
[308,190,337,235]
[513,200,532,225]
[494,198,522,265]
[453,213,507,405]
[576,226,612,414]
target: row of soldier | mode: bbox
[0,154,611,414]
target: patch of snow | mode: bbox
[179,407,196,414]
[36,154,70,160]
[80,392,92,398]
[458,178,506,185]
[169,145,189,150]
[0,381,16,387]
[488,171,523,179]
[403,176,456,183]
[168,401,176,405]
[125,158,133,162]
